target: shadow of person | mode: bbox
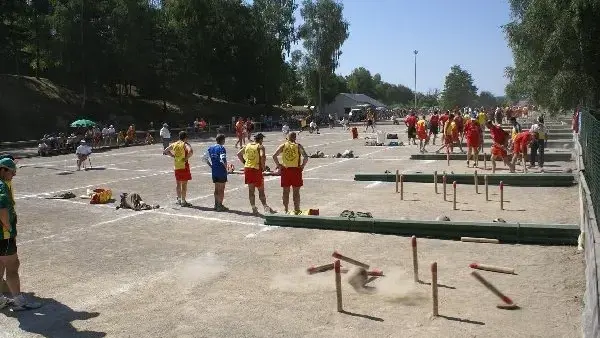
[1,293,106,338]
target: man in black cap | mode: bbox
[237,133,275,215]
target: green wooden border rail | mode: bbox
[409,152,572,162]
[353,172,576,187]
[263,215,579,245]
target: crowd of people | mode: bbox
[401,106,547,172]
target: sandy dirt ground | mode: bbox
[0,122,583,338]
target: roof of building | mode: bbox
[339,93,387,108]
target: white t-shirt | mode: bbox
[76,144,92,156]
[530,123,547,140]
[310,121,317,128]
[160,127,171,139]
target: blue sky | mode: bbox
[293,0,514,96]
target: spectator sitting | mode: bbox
[76,140,92,171]
[145,132,155,145]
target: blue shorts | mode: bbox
[212,176,227,184]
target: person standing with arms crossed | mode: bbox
[163,131,193,206]
[237,133,276,215]
[272,132,308,214]
[204,134,229,211]
[0,158,41,311]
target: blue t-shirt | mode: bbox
[207,144,227,178]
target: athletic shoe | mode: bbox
[181,201,192,207]
[11,295,41,311]
[264,206,276,214]
[251,206,259,215]
[216,205,229,212]
[0,295,11,310]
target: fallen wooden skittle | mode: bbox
[332,251,370,269]
[470,271,514,305]
[461,237,500,244]
[307,263,334,274]
[341,268,384,276]
[470,263,515,274]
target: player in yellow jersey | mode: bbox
[163,131,193,206]
[272,132,309,214]
[237,133,276,215]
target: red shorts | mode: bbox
[417,131,428,140]
[281,167,303,188]
[513,142,527,155]
[244,167,264,187]
[466,135,480,147]
[174,163,192,181]
[444,135,454,145]
[491,144,507,158]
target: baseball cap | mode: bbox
[0,154,15,161]
[0,158,16,171]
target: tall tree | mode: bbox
[441,65,478,109]
[298,0,349,108]
[346,67,375,97]
[478,91,498,108]
[504,0,600,110]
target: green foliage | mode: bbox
[505,0,600,110]
[298,0,349,106]
[441,65,478,109]
[346,67,376,97]
[477,91,499,108]
[0,0,308,112]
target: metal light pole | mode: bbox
[414,50,418,109]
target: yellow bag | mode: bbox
[90,188,112,204]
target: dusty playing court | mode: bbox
[0,123,583,337]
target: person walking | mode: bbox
[237,133,276,215]
[163,131,193,206]
[204,134,229,211]
[0,158,41,311]
[272,132,309,214]
[160,123,171,150]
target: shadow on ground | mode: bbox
[0,292,106,338]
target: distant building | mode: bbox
[323,93,388,117]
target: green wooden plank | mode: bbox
[353,172,576,187]
[410,153,572,162]
[263,215,578,245]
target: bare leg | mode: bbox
[257,187,268,207]
[248,184,256,208]
[282,187,291,213]
[217,183,226,205]
[181,181,188,202]
[176,181,182,199]
[2,255,21,296]
[292,187,301,212]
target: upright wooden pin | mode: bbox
[434,170,438,194]
[443,174,447,201]
[483,153,487,169]
[452,181,457,210]
[474,170,479,194]
[411,236,419,282]
[400,174,404,200]
[395,169,399,193]
[431,262,439,316]
[484,174,489,201]
[334,260,343,312]
[500,181,504,210]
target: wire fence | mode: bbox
[579,109,600,230]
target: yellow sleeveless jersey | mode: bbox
[172,140,187,170]
[477,113,486,126]
[282,141,300,168]
[244,143,261,169]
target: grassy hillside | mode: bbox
[0,75,286,142]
